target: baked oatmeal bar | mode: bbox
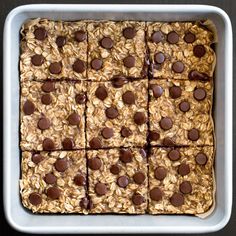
[86,79,148,148]
[148,79,214,146]
[20,150,88,213]
[20,18,87,81]
[148,146,214,214]
[147,22,216,80]
[87,21,147,81]
[20,81,86,151]
[87,148,148,213]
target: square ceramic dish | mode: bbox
[3,4,233,234]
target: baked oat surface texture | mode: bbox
[19,19,215,215]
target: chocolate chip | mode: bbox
[44,173,57,184]
[150,84,163,98]
[195,152,208,165]
[172,61,184,73]
[178,163,190,176]
[29,193,42,205]
[74,30,86,42]
[88,157,102,170]
[31,54,44,66]
[62,138,74,150]
[179,181,192,194]
[149,131,160,141]
[188,128,199,141]
[120,149,132,163]
[150,187,163,201]
[133,171,146,184]
[170,193,184,207]
[169,86,182,99]
[56,36,66,47]
[89,137,102,149]
[154,167,167,180]
[122,91,135,104]
[110,164,120,175]
[42,138,55,151]
[101,127,114,139]
[193,45,206,58]
[38,117,50,130]
[75,93,86,104]
[134,112,147,125]
[95,183,107,195]
[23,100,35,115]
[41,94,52,105]
[68,112,81,125]
[34,27,47,40]
[49,62,62,74]
[111,76,128,88]
[117,176,129,188]
[160,117,173,130]
[168,149,180,161]
[47,187,61,200]
[163,137,176,146]
[100,37,113,49]
[41,81,55,93]
[105,107,119,119]
[188,70,209,80]
[179,101,190,112]
[80,197,92,209]
[120,126,132,137]
[123,56,135,68]
[74,174,86,186]
[91,58,103,70]
[73,59,86,73]
[95,86,108,100]
[139,149,147,158]
[151,31,164,43]
[154,52,165,64]
[54,158,68,172]
[193,88,206,101]
[132,193,145,205]
[167,31,179,44]
[32,154,44,164]
[123,27,136,39]
[184,32,196,43]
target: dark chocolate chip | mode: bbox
[100,37,113,49]
[133,171,146,184]
[95,86,108,100]
[38,117,50,130]
[56,36,66,47]
[148,131,160,141]
[80,197,92,209]
[75,93,86,104]
[117,176,129,188]
[110,164,120,175]
[168,149,180,161]
[101,127,114,139]
[154,52,165,64]
[195,152,208,165]
[62,138,74,150]
[193,88,206,101]
[179,101,190,112]
[105,107,119,119]
[29,192,42,205]
[151,31,164,43]
[41,81,55,93]
[160,117,173,130]
[188,128,200,141]
[123,27,136,39]
[193,45,206,58]
[163,137,176,146]
[179,181,192,194]
[150,84,163,98]
[169,86,182,99]
[44,173,57,184]
[120,149,133,163]
[73,59,86,73]
[123,56,135,68]
[122,91,135,104]
[120,126,132,137]
[68,112,81,125]
[184,32,196,43]
[88,157,102,170]
[74,174,86,186]
[32,154,44,164]
[74,30,86,42]
[167,31,179,44]
[132,193,145,205]
[150,187,163,201]
[91,58,103,70]
[189,70,209,80]
[54,158,68,172]
[34,27,47,40]
[89,137,102,149]
[95,183,107,196]
[42,138,55,151]
[47,186,61,200]
[170,192,184,207]
[111,76,128,88]
[172,61,184,73]
[178,163,190,176]
[154,167,167,180]
[41,94,52,105]
[49,62,62,74]
[23,100,35,115]
[134,112,147,125]
[31,54,44,66]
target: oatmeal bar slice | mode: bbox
[87,21,147,81]
[86,79,148,148]
[20,18,87,81]
[147,22,216,80]
[148,146,214,214]
[20,150,88,213]
[20,81,86,151]
[87,148,148,213]
[148,79,214,146]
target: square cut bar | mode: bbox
[87,21,147,81]
[149,79,214,146]
[20,150,88,213]
[86,79,148,148]
[87,148,148,213]
[20,19,87,81]
[20,80,86,151]
[147,22,216,80]
[148,146,214,214]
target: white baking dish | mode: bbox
[3,4,233,234]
